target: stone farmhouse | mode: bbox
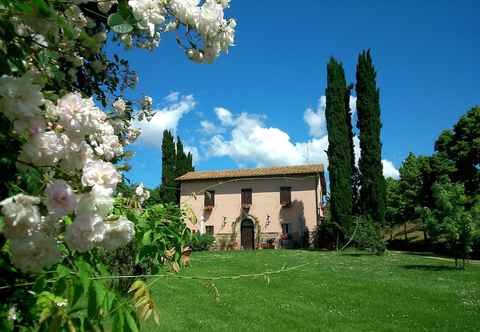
[176,164,326,249]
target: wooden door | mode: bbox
[241,219,254,249]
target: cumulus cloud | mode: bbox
[205,98,398,181]
[200,120,222,135]
[382,160,400,179]
[134,93,196,148]
[208,112,329,167]
[184,145,200,165]
[164,91,180,103]
[214,107,234,126]
[304,95,357,138]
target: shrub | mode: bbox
[190,233,215,251]
[351,217,386,255]
[313,219,340,250]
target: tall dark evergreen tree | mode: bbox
[175,136,187,178]
[325,58,353,230]
[174,137,191,203]
[355,50,386,224]
[160,130,177,204]
[185,152,194,172]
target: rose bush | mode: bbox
[0,0,235,330]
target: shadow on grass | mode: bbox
[341,253,375,257]
[402,264,459,271]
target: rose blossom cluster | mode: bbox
[135,182,151,204]
[0,74,136,272]
[126,0,236,62]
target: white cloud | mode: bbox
[184,145,200,165]
[208,112,329,167]
[214,107,234,126]
[164,91,180,103]
[382,160,400,179]
[206,98,398,182]
[349,95,357,113]
[200,120,222,135]
[134,93,196,148]
[304,95,357,138]
[304,96,327,137]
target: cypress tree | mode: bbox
[186,152,194,172]
[160,130,177,204]
[355,50,386,224]
[175,136,187,178]
[325,58,353,231]
[175,137,188,203]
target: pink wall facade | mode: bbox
[179,174,324,248]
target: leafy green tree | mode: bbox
[434,106,480,196]
[423,179,480,268]
[385,177,404,240]
[160,130,177,204]
[355,50,386,224]
[325,58,353,232]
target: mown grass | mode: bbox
[144,250,480,331]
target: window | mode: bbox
[280,187,291,206]
[206,225,214,235]
[204,190,215,208]
[241,188,252,206]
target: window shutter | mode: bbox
[204,190,215,207]
[280,187,291,205]
[241,189,252,205]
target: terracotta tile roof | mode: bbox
[176,164,324,181]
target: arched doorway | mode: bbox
[240,219,255,249]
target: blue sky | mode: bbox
[109,0,479,188]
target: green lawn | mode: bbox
[144,250,480,331]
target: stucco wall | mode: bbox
[179,174,324,248]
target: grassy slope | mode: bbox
[144,250,480,331]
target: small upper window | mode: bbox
[241,188,252,206]
[204,190,215,208]
[280,186,291,206]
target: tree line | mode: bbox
[147,130,195,205]
[386,106,480,266]
[322,50,480,264]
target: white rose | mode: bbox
[76,186,114,218]
[44,180,76,219]
[0,194,42,239]
[10,233,61,272]
[0,73,44,121]
[101,216,135,251]
[81,160,121,190]
[65,214,106,252]
[19,131,66,166]
[113,97,126,113]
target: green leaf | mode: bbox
[112,23,134,34]
[75,260,91,292]
[108,13,133,34]
[108,13,125,26]
[112,311,124,332]
[87,284,97,318]
[71,283,83,307]
[125,311,140,332]
[142,230,152,246]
